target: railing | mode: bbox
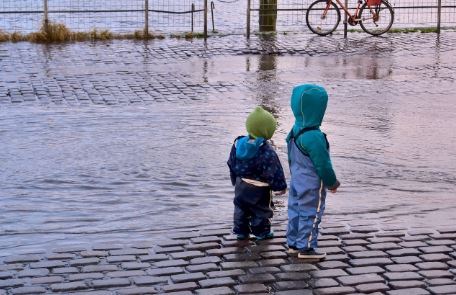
[247,0,456,36]
[0,0,455,39]
[0,0,213,37]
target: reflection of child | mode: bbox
[286,84,340,260]
[227,106,287,241]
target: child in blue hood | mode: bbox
[286,84,340,260]
[227,106,287,240]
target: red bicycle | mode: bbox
[306,0,394,36]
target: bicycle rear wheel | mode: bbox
[306,0,341,36]
[359,0,394,35]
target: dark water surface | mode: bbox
[1,35,456,256]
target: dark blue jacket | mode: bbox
[227,136,287,192]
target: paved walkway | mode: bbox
[1,216,456,294]
[1,32,456,294]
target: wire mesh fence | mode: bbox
[249,0,456,33]
[0,0,208,34]
[0,0,455,37]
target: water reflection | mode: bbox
[256,34,280,116]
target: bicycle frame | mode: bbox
[323,0,363,20]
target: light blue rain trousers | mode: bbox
[287,138,327,250]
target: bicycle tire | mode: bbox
[359,0,394,36]
[306,0,341,36]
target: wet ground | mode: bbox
[1,31,456,259]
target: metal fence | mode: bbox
[0,0,209,35]
[0,0,455,37]
[248,0,456,34]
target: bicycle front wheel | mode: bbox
[306,0,341,36]
[359,0,394,35]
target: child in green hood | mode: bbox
[227,106,287,240]
[286,84,340,260]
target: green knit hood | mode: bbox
[246,106,277,140]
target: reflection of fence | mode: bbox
[0,0,211,36]
[248,0,456,35]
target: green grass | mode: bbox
[387,27,438,34]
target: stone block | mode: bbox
[389,280,425,289]
[385,264,418,272]
[170,251,204,260]
[427,284,456,294]
[196,287,234,295]
[349,257,392,267]
[415,261,448,270]
[186,263,219,273]
[238,273,275,284]
[346,266,385,275]
[207,269,245,278]
[355,282,389,293]
[4,255,41,264]
[220,261,258,269]
[386,288,429,295]
[234,283,267,294]
[162,282,198,292]
[280,264,317,272]
[139,254,168,262]
[418,270,453,278]
[68,272,104,281]
[30,261,66,269]
[91,278,131,288]
[314,286,356,295]
[106,255,136,263]
[383,271,422,280]
[29,276,64,284]
[17,268,49,277]
[311,269,348,278]
[109,249,149,256]
[391,256,422,264]
[275,280,309,290]
[50,281,88,292]
[117,287,157,295]
[69,258,100,266]
[311,278,339,288]
[189,256,221,265]
[171,272,206,283]
[198,277,236,288]
[349,250,388,258]
[147,267,184,276]
[82,264,118,272]
[10,286,47,294]
[154,259,188,268]
[336,273,384,286]
[132,276,168,285]
[0,279,24,288]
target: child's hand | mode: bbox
[274,189,287,196]
[328,180,340,193]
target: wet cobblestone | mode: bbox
[0,221,455,294]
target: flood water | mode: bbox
[1,35,456,257]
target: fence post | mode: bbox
[144,0,149,37]
[247,0,251,39]
[204,0,208,39]
[43,0,49,33]
[192,3,195,33]
[344,0,348,38]
[437,0,441,33]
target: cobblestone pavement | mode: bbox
[1,217,456,294]
[1,31,456,105]
[1,32,456,294]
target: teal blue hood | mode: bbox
[235,136,265,160]
[287,84,339,189]
[290,84,328,135]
